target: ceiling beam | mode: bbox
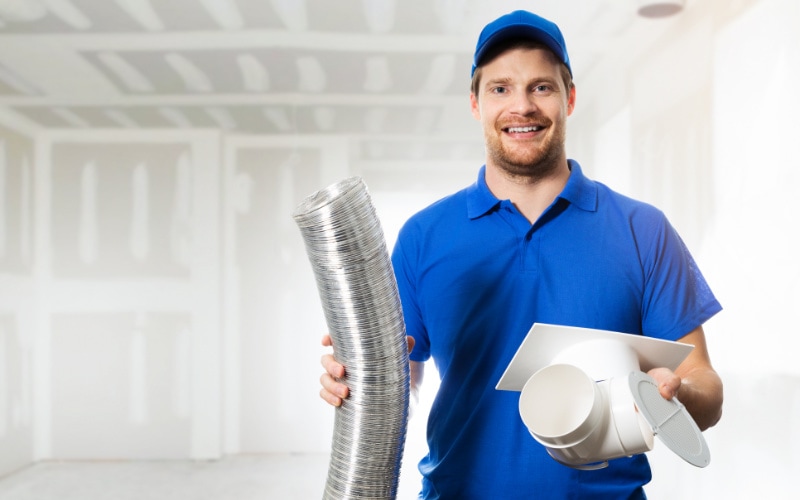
[0,93,468,107]
[0,30,472,53]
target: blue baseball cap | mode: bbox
[471,10,571,77]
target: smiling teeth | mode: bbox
[507,126,541,133]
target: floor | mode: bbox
[4,388,796,500]
[2,445,797,500]
[0,454,418,500]
[0,413,430,500]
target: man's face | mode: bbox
[470,47,575,180]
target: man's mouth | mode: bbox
[504,125,544,133]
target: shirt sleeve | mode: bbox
[391,224,431,363]
[640,211,722,341]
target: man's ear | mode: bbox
[470,93,481,121]
[567,85,576,116]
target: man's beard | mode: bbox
[485,118,566,181]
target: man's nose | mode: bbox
[510,90,538,115]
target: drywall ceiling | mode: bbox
[0,0,681,161]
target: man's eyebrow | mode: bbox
[529,76,559,86]
[483,77,512,86]
[484,76,559,87]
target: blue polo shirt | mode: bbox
[391,161,721,499]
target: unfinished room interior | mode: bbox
[0,0,798,498]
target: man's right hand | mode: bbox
[319,334,416,407]
[320,334,349,407]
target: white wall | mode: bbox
[220,135,349,455]
[30,129,223,461]
[0,121,35,478]
[573,0,800,497]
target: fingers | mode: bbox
[320,373,348,406]
[321,352,345,379]
[319,334,415,407]
[320,351,348,407]
[647,367,681,400]
[319,372,349,407]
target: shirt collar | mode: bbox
[559,160,598,212]
[466,165,499,219]
[466,160,597,220]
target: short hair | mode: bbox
[470,38,574,100]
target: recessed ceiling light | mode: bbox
[637,0,684,18]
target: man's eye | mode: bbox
[534,85,553,93]
[491,87,507,94]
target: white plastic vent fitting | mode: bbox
[497,324,710,470]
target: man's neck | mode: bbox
[485,160,571,224]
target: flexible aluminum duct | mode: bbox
[293,176,410,500]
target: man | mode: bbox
[321,10,723,499]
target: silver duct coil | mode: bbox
[293,176,410,500]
